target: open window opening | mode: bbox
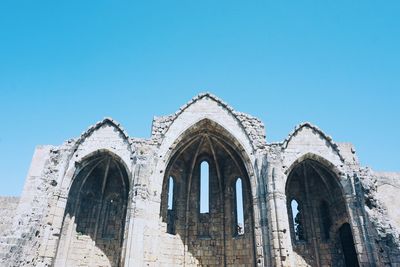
[235,178,245,236]
[200,161,209,214]
[167,176,175,234]
[291,199,305,241]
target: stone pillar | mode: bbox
[347,173,378,266]
[266,159,294,267]
[125,155,161,267]
[256,156,271,267]
[125,184,146,267]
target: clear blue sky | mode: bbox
[0,1,399,196]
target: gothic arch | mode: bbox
[285,156,359,266]
[159,119,257,266]
[284,153,343,182]
[65,149,132,193]
[165,119,255,183]
[152,94,263,193]
[59,118,134,198]
[54,152,131,267]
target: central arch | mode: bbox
[160,119,256,266]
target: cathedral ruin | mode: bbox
[0,93,399,266]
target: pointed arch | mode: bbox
[60,118,134,192]
[63,149,132,194]
[165,118,255,187]
[159,118,257,266]
[284,152,344,193]
[55,151,131,267]
[285,156,355,266]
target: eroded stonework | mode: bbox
[0,93,399,267]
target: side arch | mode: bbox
[58,118,134,198]
[54,151,132,267]
[285,155,359,267]
[63,149,133,195]
[284,153,344,185]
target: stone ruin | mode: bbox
[0,92,399,266]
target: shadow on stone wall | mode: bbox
[56,155,128,267]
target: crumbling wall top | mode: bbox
[281,122,345,162]
[74,117,133,150]
[151,92,266,150]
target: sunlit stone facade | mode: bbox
[0,93,399,266]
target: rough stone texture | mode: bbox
[0,197,19,234]
[0,92,398,267]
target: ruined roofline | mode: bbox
[69,116,361,171]
[70,116,346,158]
[63,94,350,163]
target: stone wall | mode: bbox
[0,196,19,234]
[374,172,400,230]
[0,93,399,267]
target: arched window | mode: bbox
[320,200,332,240]
[200,161,209,213]
[291,199,305,241]
[167,176,175,234]
[235,178,245,235]
[168,176,174,210]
